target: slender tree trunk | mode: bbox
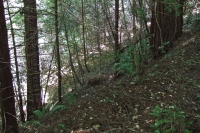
[121,0,131,40]
[103,0,115,43]
[138,0,150,35]
[114,0,120,77]
[115,0,120,61]
[132,0,140,76]
[95,0,102,72]
[44,46,55,105]
[70,30,85,85]
[81,0,90,73]
[0,0,19,132]
[6,0,25,123]
[23,0,42,120]
[64,26,83,86]
[55,0,62,102]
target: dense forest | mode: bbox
[0,0,200,132]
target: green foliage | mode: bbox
[64,93,76,105]
[58,124,66,128]
[159,41,170,54]
[33,110,44,119]
[149,104,191,133]
[115,56,135,75]
[104,97,112,103]
[137,7,147,22]
[114,45,135,75]
[100,97,112,103]
[163,0,181,16]
[23,120,42,128]
[33,104,52,118]
[49,105,69,115]
[112,91,119,96]
[33,103,69,119]
[139,37,151,63]
[128,128,136,131]
[191,18,200,31]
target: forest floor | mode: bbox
[24,30,200,133]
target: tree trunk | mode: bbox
[114,0,120,77]
[132,0,140,77]
[23,0,42,120]
[44,46,55,105]
[0,0,19,132]
[115,0,120,62]
[150,0,184,59]
[82,0,90,73]
[95,0,102,72]
[70,31,85,85]
[55,0,62,102]
[6,0,25,123]
[64,25,83,86]
[103,0,115,44]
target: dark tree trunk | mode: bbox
[0,0,19,132]
[6,0,26,123]
[150,0,184,59]
[55,0,62,102]
[132,0,141,77]
[23,0,42,120]
[113,0,120,78]
[114,0,120,64]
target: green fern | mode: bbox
[33,110,44,118]
[49,105,69,115]
[155,119,172,127]
[33,104,52,118]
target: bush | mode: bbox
[149,103,192,133]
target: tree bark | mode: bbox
[0,0,19,132]
[132,0,140,76]
[55,0,62,102]
[115,0,120,64]
[6,0,25,123]
[23,0,42,120]
[114,0,120,78]
[150,0,184,59]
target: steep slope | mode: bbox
[23,31,200,133]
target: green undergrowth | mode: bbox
[149,103,192,133]
[21,32,200,133]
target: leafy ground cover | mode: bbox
[23,31,200,133]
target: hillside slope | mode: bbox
[23,31,200,133]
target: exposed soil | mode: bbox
[23,31,200,133]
